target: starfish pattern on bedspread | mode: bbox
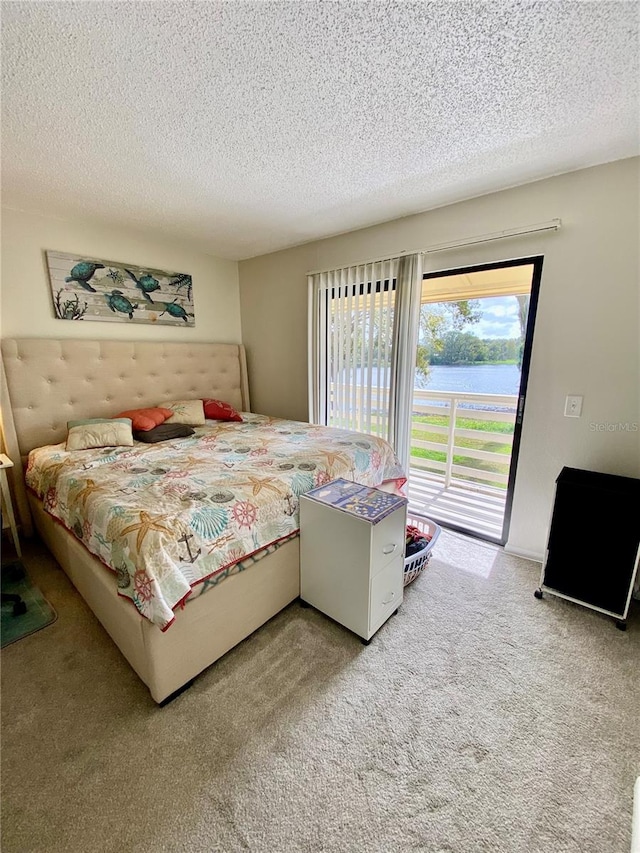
[26,414,406,629]
[120,511,174,551]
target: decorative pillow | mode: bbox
[114,407,173,432]
[163,399,206,426]
[66,418,133,451]
[203,398,243,422]
[134,423,195,443]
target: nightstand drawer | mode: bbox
[369,557,403,635]
[370,510,405,577]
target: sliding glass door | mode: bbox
[407,257,543,543]
[308,254,543,545]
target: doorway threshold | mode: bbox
[408,469,506,543]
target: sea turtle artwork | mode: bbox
[168,273,193,301]
[125,269,161,302]
[53,290,88,320]
[159,298,193,323]
[105,290,138,319]
[46,250,195,326]
[65,261,105,292]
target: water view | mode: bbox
[416,363,522,396]
[410,363,519,495]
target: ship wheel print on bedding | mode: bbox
[133,569,154,606]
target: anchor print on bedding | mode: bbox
[26,413,406,629]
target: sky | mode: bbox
[472,296,523,340]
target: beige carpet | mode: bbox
[1,531,638,853]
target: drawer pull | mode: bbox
[382,543,397,555]
[382,591,396,605]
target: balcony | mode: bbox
[327,384,518,541]
[407,389,518,541]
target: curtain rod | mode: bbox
[306,219,561,276]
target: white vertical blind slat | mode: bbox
[334,271,345,426]
[358,264,375,436]
[351,265,359,432]
[381,262,393,438]
[375,269,384,437]
[318,273,328,423]
[389,253,424,471]
[345,266,353,431]
[365,265,375,435]
[309,253,422,475]
[331,271,337,426]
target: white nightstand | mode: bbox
[300,479,407,643]
[0,453,22,558]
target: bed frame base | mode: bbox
[3,339,301,705]
[29,494,300,704]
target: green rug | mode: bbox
[1,561,57,648]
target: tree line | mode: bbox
[416,298,527,374]
[425,331,522,365]
[327,295,528,376]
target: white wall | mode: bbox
[0,208,241,343]
[239,158,640,560]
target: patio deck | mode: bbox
[407,467,507,542]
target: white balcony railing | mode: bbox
[327,384,518,492]
[410,389,518,490]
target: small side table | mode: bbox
[300,478,407,643]
[0,453,22,558]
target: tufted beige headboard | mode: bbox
[1,338,250,535]
[1,338,250,457]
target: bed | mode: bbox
[1,338,405,703]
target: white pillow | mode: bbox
[163,399,206,426]
[66,418,134,451]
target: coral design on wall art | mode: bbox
[45,250,195,326]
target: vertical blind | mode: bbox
[308,259,399,439]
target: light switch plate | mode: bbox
[564,395,583,418]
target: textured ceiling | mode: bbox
[2,1,639,260]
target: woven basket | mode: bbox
[404,515,442,587]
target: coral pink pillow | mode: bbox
[114,407,173,432]
[203,399,243,422]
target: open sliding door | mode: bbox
[408,256,543,544]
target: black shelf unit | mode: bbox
[535,467,640,629]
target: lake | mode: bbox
[417,364,522,396]
[345,364,522,405]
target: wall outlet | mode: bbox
[564,395,583,418]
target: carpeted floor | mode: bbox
[1,532,638,853]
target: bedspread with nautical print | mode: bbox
[26,414,406,629]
